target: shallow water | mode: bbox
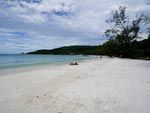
[0,54,93,71]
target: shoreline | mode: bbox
[1,55,148,76]
[0,55,98,76]
[0,57,149,113]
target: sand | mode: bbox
[0,57,150,113]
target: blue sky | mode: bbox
[0,0,149,54]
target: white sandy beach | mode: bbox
[0,57,150,113]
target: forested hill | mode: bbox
[27,38,150,59]
[27,46,98,55]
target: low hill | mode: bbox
[27,45,98,55]
[27,38,150,59]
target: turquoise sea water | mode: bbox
[0,54,93,71]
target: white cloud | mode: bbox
[0,0,149,53]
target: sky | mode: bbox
[0,0,149,54]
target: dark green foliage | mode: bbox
[27,46,98,55]
[27,38,150,59]
[101,38,150,59]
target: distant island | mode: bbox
[27,38,150,59]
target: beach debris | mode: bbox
[69,62,78,65]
